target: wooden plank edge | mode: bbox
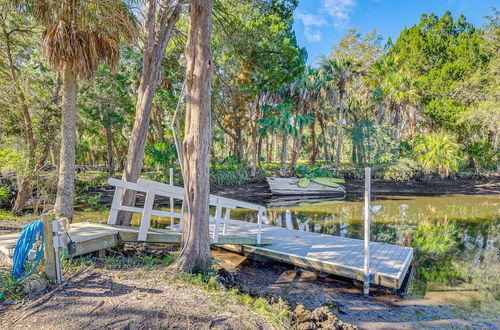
[239,245,402,289]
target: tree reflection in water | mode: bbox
[234,194,499,300]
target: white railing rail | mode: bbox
[107,177,264,244]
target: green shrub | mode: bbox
[0,184,9,203]
[467,138,498,171]
[84,193,106,211]
[383,158,422,181]
[210,167,252,185]
[414,132,462,178]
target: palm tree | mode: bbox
[259,100,312,177]
[320,57,360,169]
[379,71,420,139]
[15,0,137,220]
[290,67,320,169]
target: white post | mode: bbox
[138,188,156,241]
[213,198,222,243]
[107,186,123,225]
[364,167,371,296]
[169,168,174,228]
[257,207,263,245]
[223,208,230,234]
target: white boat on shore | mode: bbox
[266,177,346,197]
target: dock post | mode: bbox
[364,167,371,296]
[169,167,174,227]
[42,214,57,282]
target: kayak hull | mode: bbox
[267,177,346,196]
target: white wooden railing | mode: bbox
[107,177,264,245]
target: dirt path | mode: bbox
[1,265,275,329]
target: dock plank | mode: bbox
[210,220,413,289]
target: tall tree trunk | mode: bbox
[290,126,303,170]
[334,92,345,170]
[50,143,60,171]
[280,132,288,177]
[172,0,212,273]
[54,64,77,220]
[117,1,182,226]
[266,135,272,164]
[310,120,317,164]
[13,178,31,214]
[250,100,259,177]
[318,113,330,163]
[257,135,263,166]
[105,126,115,176]
[5,29,36,212]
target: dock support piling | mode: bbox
[364,167,371,296]
[42,214,57,283]
[169,167,174,227]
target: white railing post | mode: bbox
[213,197,222,243]
[223,208,230,234]
[138,188,157,241]
[107,186,123,225]
[257,207,263,245]
[364,167,371,296]
[169,168,175,228]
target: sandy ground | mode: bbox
[1,264,275,329]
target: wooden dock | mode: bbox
[0,220,412,289]
[0,222,272,265]
[168,219,413,289]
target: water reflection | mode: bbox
[233,194,500,300]
[74,194,499,303]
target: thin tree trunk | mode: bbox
[5,29,35,212]
[50,143,59,171]
[257,135,262,166]
[310,120,317,164]
[117,1,182,226]
[266,135,271,164]
[280,132,288,177]
[334,92,344,169]
[54,64,77,221]
[250,100,259,177]
[290,126,303,170]
[105,126,115,176]
[318,113,330,163]
[13,178,30,213]
[172,0,212,273]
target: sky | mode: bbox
[293,0,498,65]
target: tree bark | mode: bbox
[54,64,77,220]
[105,126,115,176]
[334,92,345,169]
[318,113,330,163]
[280,132,288,177]
[172,0,212,273]
[250,99,259,177]
[117,0,182,225]
[310,119,317,164]
[290,126,303,170]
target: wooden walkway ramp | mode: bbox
[0,222,272,265]
[171,219,413,289]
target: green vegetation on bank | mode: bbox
[0,2,498,213]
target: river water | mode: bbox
[232,194,500,305]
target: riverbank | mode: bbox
[213,249,499,329]
[211,175,500,202]
[0,241,356,329]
